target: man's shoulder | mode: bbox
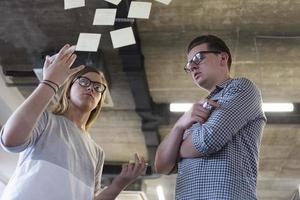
[231,77,254,85]
[230,77,259,91]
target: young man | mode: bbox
[155,35,266,200]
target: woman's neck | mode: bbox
[63,105,90,131]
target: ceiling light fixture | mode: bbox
[170,103,192,112]
[262,103,294,112]
[170,103,294,113]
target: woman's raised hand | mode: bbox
[43,44,85,87]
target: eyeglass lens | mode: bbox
[184,51,221,72]
[78,77,106,93]
[185,52,205,72]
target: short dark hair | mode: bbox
[187,35,232,69]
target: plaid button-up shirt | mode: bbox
[176,78,267,200]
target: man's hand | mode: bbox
[178,99,220,158]
[175,99,219,131]
[154,99,219,174]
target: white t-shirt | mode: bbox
[0,111,104,200]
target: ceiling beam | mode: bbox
[113,0,165,172]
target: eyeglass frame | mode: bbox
[184,50,221,73]
[73,76,107,94]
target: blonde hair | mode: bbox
[51,66,107,131]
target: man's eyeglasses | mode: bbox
[184,51,221,73]
[75,76,106,93]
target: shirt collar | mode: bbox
[207,78,233,98]
[216,78,233,90]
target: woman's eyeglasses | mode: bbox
[75,76,106,93]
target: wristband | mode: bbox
[40,81,57,94]
[43,79,59,91]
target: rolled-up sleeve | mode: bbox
[192,79,264,156]
[0,111,49,153]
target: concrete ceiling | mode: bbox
[1,0,300,199]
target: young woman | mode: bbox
[0,44,145,200]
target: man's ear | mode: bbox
[219,52,229,67]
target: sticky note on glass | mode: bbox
[104,0,122,5]
[110,27,136,48]
[128,2,152,19]
[154,0,172,5]
[76,33,101,52]
[93,9,117,25]
[64,0,85,9]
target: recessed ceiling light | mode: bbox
[170,103,294,113]
[262,103,294,112]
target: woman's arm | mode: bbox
[1,44,84,147]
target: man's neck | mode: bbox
[207,74,231,93]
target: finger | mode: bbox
[207,99,220,108]
[127,163,134,174]
[191,107,209,118]
[193,114,207,123]
[61,45,76,61]
[69,65,85,75]
[199,99,220,109]
[133,154,141,174]
[198,113,208,121]
[47,54,57,63]
[194,103,209,112]
[44,55,51,67]
[139,156,146,173]
[196,117,206,124]
[197,99,209,106]
[140,156,145,164]
[57,44,71,58]
[194,102,210,112]
[199,106,211,114]
[126,163,135,176]
[195,109,207,117]
[197,99,207,105]
[134,153,140,164]
[65,54,77,68]
[121,164,128,175]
